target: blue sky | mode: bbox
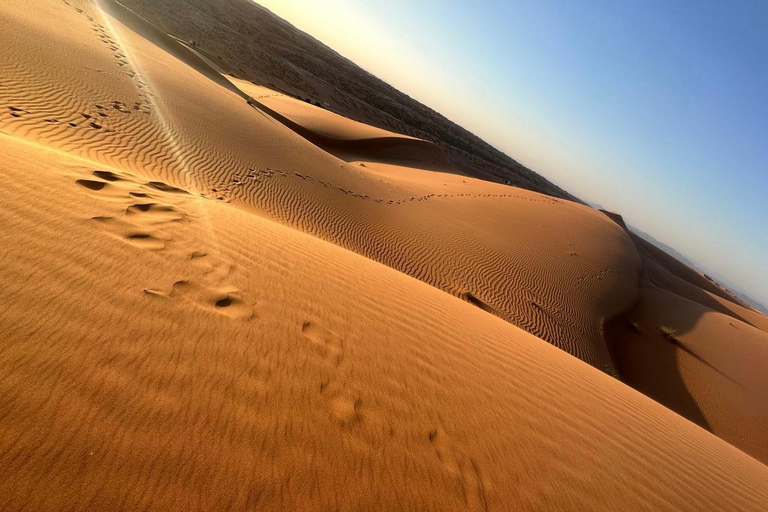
[257,0,767,306]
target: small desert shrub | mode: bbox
[602,363,620,379]
[659,326,678,340]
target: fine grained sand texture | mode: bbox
[1,1,767,510]
[0,0,643,373]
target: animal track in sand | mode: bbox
[3,87,152,136]
[61,4,155,117]
[576,267,617,286]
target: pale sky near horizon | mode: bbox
[256,0,767,306]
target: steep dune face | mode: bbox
[231,79,457,172]
[603,213,768,465]
[96,0,249,101]
[0,0,640,372]
[640,250,768,332]
[607,283,768,465]
[2,1,768,510]
[115,0,581,200]
[632,233,752,308]
[631,233,768,333]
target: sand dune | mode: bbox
[0,0,641,372]
[1,1,767,510]
[604,212,768,464]
[631,232,768,332]
[607,282,768,465]
[230,78,456,172]
[3,126,767,511]
[632,231,753,308]
[115,0,580,198]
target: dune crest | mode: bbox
[1,0,641,372]
[602,212,768,464]
[1,1,767,510]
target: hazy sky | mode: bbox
[256,0,767,305]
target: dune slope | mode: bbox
[1,1,767,510]
[2,118,768,512]
[0,0,640,372]
[603,212,768,465]
[229,78,457,172]
[116,0,581,198]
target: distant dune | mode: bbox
[631,225,768,315]
[1,1,767,510]
[114,0,581,200]
[603,210,768,464]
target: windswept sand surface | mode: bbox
[0,0,642,372]
[1,1,768,510]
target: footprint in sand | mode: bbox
[76,168,255,324]
[76,179,107,191]
[124,232,167,251]
[302,321,344,367]
[301,321,365,424]
[78,172,175,238]
[7,106,26,118]
[329,392,361,424]
[428,429,489,511]
[147,181,190,194]
[93,170,121,182]
[163,280,255,321]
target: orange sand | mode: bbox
[1,1,767,510]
